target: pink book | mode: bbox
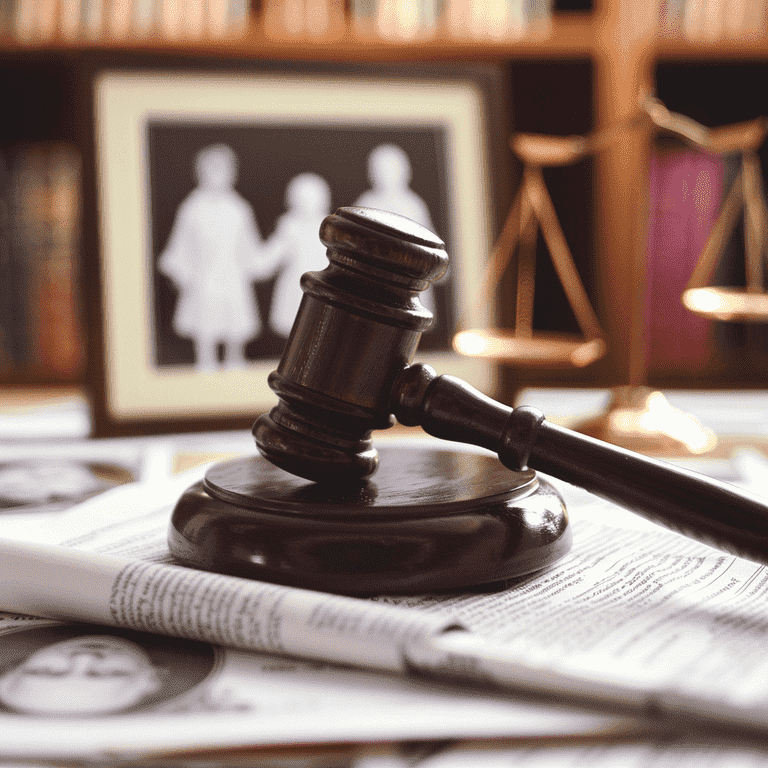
[644,145,725,374]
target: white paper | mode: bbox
[0,538,459,673]
[0,448,635,761]
[416,738,768,768]
[380,470,768,731]
[5,437,768,762]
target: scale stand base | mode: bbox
[575,386,718,457]
[168,444,572,596]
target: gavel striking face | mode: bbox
[255,206,768,568]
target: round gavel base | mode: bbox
[168,445,572,595]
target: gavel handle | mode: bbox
[393,364,768,564]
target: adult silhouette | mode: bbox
[159,144,271,371]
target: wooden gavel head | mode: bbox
[253,206,448,483]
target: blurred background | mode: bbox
[2,0,768,448]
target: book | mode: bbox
[352,0,441,39]
[264,0,340,38]
[2,144,84,380]
[658,0,687,35]
[0,0,14,35]
[644,144,725,375]
[132,0,157,35]
[0,149,12,369]
[12,0,37,40]
[38,145,84,377]
[208,0,230,36]
[158,0,183,38]
[81,0,105,37]
[9,145,48,370]
[107,0,136,38]
[37,0,59,38]
[60,0,84,38]
[228,0,251,35]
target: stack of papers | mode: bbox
[2,435,768,766]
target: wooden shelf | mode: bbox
[657,36,768,62]
[14,15,768,64]
[0,13,596,62]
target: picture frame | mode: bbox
[88,62,506,436]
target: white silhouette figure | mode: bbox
[355,144,436,230]
[354,144,441,320]
[159,144,270,371]
[264,173,332,337]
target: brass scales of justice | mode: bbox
[165,205,768,596]
[451,112,713,457]
[455,98,768,458]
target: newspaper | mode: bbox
[0,448,638,762]
[414,737,768,768]
[4,437,768,764]
[381,461,768,734]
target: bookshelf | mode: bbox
[2,0,767,415]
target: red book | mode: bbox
[645,145,725,373]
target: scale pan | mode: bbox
[683,287,768,322]
[453,329,607,368]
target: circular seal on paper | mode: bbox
[0,624,217,717]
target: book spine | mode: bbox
[681,0,706,39]
[159,0,183,38]
[60,0,84,38]
[131,0,156,35]
[5,144,84,380]
[81,0,105,38]
[184,0,206,36]
[12,0,38,40]
[350,0,377,34]
[11,146,48,371]
[0,149,13,369]
[37,0,59,39]
[107,0,135,38]
[0,0,13,36]
[228,0,250,35]
[3,150,31,368]
[525,0,551,35]
[39,145,84,377]
[645,145,725,373]
[208,0,229,36]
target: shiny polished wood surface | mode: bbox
[168,445,571,595]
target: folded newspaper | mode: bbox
[2,439,768,762]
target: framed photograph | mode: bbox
[90,64,503,436]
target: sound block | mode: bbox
[168,445,571,595]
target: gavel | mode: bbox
[253,206,768,566]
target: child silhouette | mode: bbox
[264,173,332,338]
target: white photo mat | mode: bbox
[94,70,494,427]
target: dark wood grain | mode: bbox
[168,445,571,595]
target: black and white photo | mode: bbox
[93,69,494,434]
[0,624,217,717]
[150,126,453,368]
